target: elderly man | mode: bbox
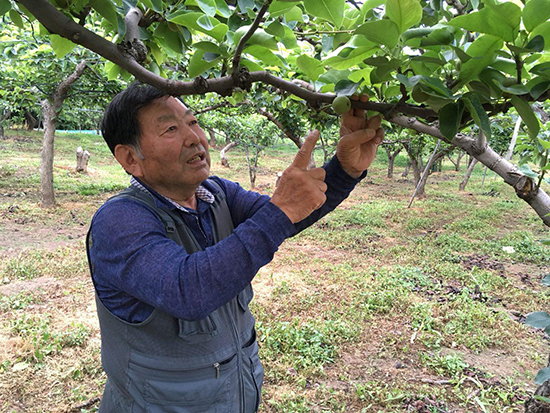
[86,83,383,412]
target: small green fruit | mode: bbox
[332,96,351,114]
[314,43,322,53]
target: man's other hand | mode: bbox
[337,95,384,178]
[271,130,327,223]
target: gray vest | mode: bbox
[86,181,263,413]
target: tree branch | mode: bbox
[231,0,272,82]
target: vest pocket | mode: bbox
[241,335,264,413]
[140,355,239,413]
[237,284,254,313]
[177,315,218,343]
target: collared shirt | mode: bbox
[89,156,366,323]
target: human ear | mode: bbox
[114,144,144,177]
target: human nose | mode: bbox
[183,129,202,147]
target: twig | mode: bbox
[67,397,101,412]
[231,0,272,81]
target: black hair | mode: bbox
[101,82,170,155]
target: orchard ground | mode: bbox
[0,130,549,413]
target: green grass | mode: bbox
[0,129,548,412]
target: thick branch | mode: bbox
[52,60,88,109]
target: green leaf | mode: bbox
[105,61,122,81]
[531,22,550,51]
[335,79,360,96]
[154,23,184,54]
[510,95,540,141]
[89,0,118,27]
[348,67,373,83]
[303,0,345,28]
[535,367,550,385]
[355,20,400,48]
[448,2,521,42]
[285,6,303,22]
[462,93,491,139]
[385,0,422,34]
[193,41,220,53]
[214,0,231,17]
[8,9,24,29]
[530,80,550,100]
[526,311,550,329]
[323,46,375,70]
[499,83,529,95]
[168,12,227,42]
[318,69,352,86]
[265,21,286,38]
[296,55,324,81]
[439,101,465,140]
[457,35,503,88]
[0,0,11,17]
[188,50,220,77]
[197,0,216,17]
[519,163,540,178]
[539,138,550,150]
[243,45,285,67]
[269,1,299,18]
[523,0,550,32]
[531,62,550,78]
[49,34,76,58]
[197,15,214,31]
[233,26,278,50]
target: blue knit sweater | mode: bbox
[89,156,365,323]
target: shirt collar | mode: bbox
[130,176,215,213]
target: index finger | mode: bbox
[291,129,320,169]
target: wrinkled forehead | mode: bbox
[140,95,191,122]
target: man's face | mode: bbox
[133,96,211,198]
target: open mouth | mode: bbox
[187,153,205,164]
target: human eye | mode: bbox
[162,125,177,134]
[189,119,198,126]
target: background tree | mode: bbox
[13,0,550,224]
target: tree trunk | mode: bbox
[24,110,38,131]
[0,109,11,139]
[403,143,422,185]
[409,141,448,203]
[40,100,57,207]
[402,162,410,178]
[207,128,217,149]
[455,151,465,171]
[39,60,88,208]
[384,146,402,178]
[220,141,237,167]
[459,157,479,191]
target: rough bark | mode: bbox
[40,60,87,208]
[0,109,11,139]
[403,143,422,186]
[24,110,38,131]
[220,141,237,167]
[207,128,217,148]
[384,146,402,178]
